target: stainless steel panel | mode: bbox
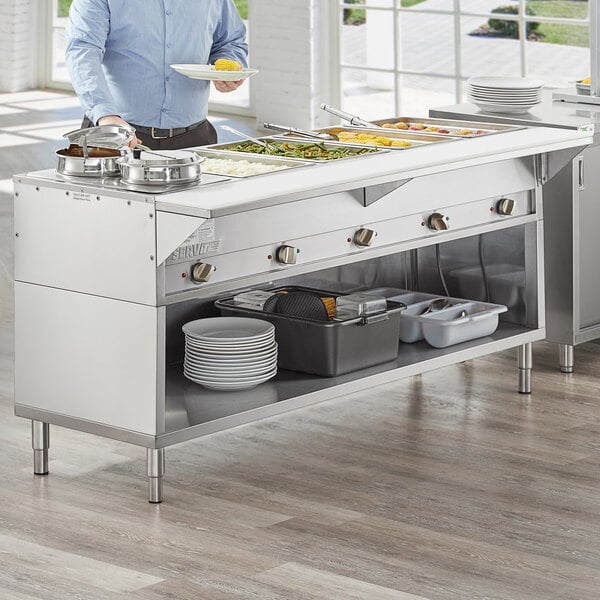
[15,282,164,436]
[14,181,158,305]
[577,144,600,328]
[538,157,576,344]
[162,190,534,299]
[413,222,542,328]
[158,215,539,305]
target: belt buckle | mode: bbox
[151,127,173,140]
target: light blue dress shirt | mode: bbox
[65,0,248,128]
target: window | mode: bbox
[335,0,590,119]
[42,0,71,88]
[46,0,253,115]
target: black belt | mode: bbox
[131,120,206,140]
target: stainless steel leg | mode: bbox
[32,421,49,475]
[147,448,165,504]
[558,343,574,373]
[518,343,533,394]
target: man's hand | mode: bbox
[213,80,244,93]
[97,115,142,147]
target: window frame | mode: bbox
[333,0,591,114]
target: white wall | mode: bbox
[250,0,333,129]
[0,0,37,93]
[0,0,333,127]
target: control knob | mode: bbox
[354,227,376,247]
[496,198,515,216]
[427,212,449,231]
[190,262,215,283]
[276,245,298,265]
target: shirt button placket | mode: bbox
[163,0,173,127]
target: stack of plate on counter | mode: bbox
[182,317,277,391]
[467,77,544,114]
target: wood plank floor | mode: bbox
[1,91,599,600]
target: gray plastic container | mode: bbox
[420,302,507,348]
[215,290,406,377]
[361,287,505,346]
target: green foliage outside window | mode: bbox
[58,0,248,18]
[486,1,588,46]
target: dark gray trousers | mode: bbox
[80,116,217,150]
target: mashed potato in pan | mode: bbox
[202,157,290,176]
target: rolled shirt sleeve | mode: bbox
[209,0,249,67]
[65,0,118,124]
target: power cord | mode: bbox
[435,244,450,296]
[478,235,490,302]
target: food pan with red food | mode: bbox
[370,117,523,137]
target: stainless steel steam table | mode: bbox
[13,125,591,502]
[432,99,600,373]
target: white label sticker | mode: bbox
[188,220,216,243]
[168,220,220,263]
[73,191,92,202]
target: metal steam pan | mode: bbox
[206,138,385,162]
[304,126,458,149]
[369,117,525,137]
[192,148,314,178]
[215,286,406,377]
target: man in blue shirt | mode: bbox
[65,0,248,149]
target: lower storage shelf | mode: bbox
[161,322,542,446]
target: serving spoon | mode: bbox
[219,125,273,150]
[421,298,452,315]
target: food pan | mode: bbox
[193,148,313,177]
[361,288,505,346]
[117,150,202,185]
[369,117,524,137]
[206,138,384,161]
[393,299,467,343]
[278,126,455,150]
[420,302,507,348]
[215,286,406,377]
[56,148,122,177]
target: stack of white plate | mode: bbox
[467,77,544,114]
[182,317,277,391]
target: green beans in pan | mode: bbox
[228,141,379,160]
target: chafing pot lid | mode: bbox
[119,149,202,166]
[63,124,136,149]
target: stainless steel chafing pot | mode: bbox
[117,149,203,185]
[55,148,123,177]
[56,124,136,178]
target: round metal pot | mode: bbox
[118,150,202,185]
[56,149,122,177]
